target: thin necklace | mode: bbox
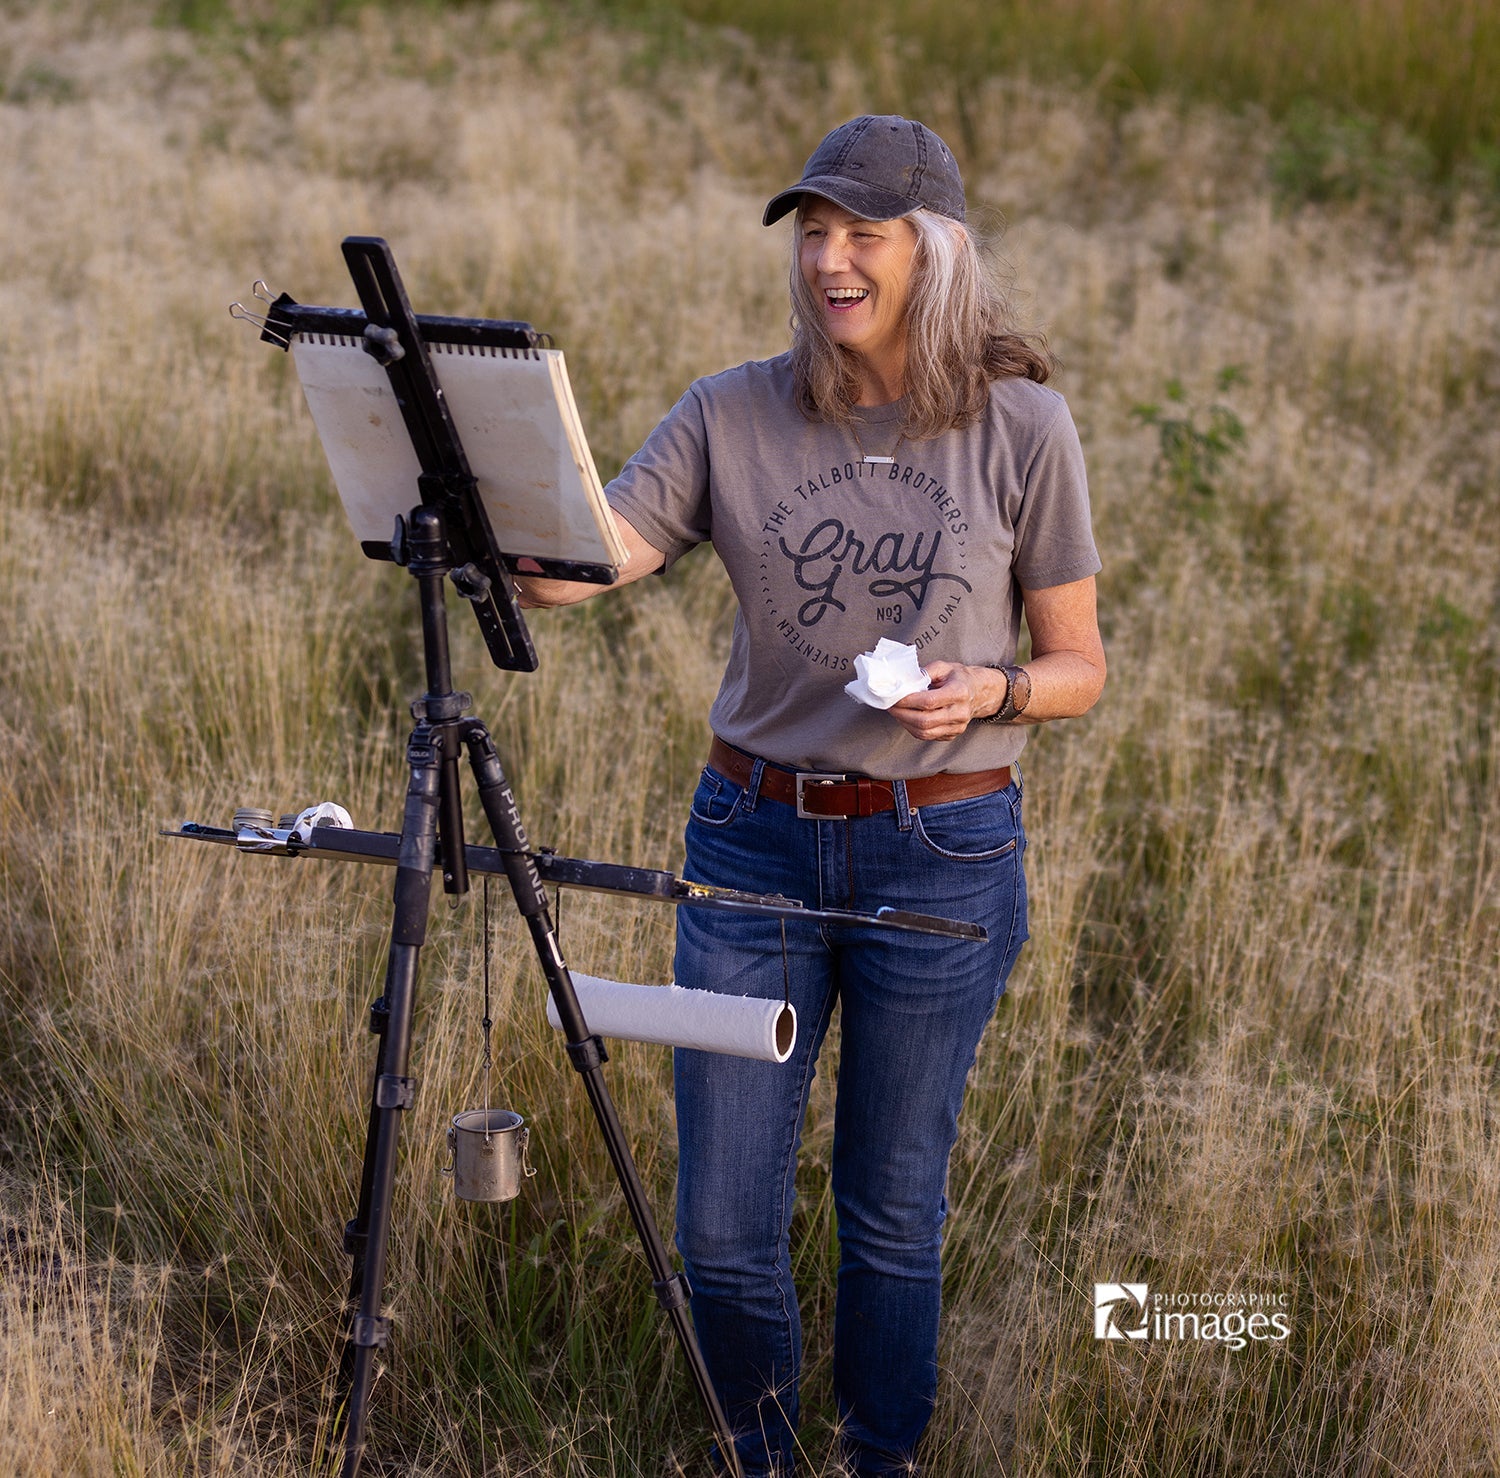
[850,421,906,466]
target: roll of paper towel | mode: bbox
[546,974,796,1063]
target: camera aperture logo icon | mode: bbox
[1092,1279,1293,1349]
[1094,1283,1150,1340]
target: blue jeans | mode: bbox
[673,754,1028,1478]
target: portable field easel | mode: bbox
[182,237,987,1477]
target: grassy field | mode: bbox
[587,0,1500,183]
[2,2,1497,1475]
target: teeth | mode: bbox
[826,288,868,301]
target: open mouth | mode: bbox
[824,288,869,309]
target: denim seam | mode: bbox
[909,811,1018,862]
[1011,805,1029,952]
[746,756,766,813]
[770,970,839,1382]
[692,768,743,828]
[891,778,914,832]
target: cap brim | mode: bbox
[762,179,921,227]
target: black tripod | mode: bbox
[337,500,740,1477]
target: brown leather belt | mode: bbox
[707,736,1012,820]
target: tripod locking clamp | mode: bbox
[652,1272,693,1313]
[350,1314,392,1349]
[564,1035,609,1073]
[374,1074,417,1111]
[410,692,471,723]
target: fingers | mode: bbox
[893,664,960,710]
[892,708,963,741]
[890,692,970,741]
[890,661,976,741]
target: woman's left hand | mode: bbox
[891,579,1108,740]
[888,661,1003,742]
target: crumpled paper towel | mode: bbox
[844,638,931,710]
[292,802,354,843]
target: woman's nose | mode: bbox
[818,235,849,272]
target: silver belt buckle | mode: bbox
[796,772,849,820]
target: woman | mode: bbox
[519,115,1105,1478]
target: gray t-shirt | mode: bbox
[607,353,1100,778]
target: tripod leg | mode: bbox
[337,990,390,1389]
[460,721,744,1478]
[339,725,442,1478]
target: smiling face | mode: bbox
[798,198,920,403]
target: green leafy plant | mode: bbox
[1269,100,1436,210]
[1132,365,1248,500]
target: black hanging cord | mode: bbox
[482,876,494,1117]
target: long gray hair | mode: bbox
[788,206,1053,440]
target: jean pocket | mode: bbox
[910,787,1021,861]
[688,766,745,828]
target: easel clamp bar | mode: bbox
[160,823,989,940]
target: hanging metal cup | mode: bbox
[443,1109,534,1203]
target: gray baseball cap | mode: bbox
[762,115,966,227]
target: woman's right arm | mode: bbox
[513,511,668,608]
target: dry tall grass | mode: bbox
[1,4,1497,1475]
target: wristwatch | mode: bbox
[976,664,1032,724]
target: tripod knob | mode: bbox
[450,563,492,602]
[360,322,405,366]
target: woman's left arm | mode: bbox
[890,576,1106,741]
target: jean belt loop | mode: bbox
[745,755,766,812]
[892,778,914,832]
